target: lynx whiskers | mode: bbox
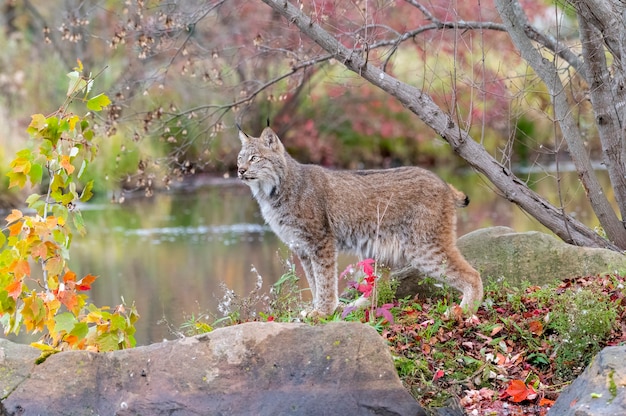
[237,126,483,317]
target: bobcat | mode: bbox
[237,126,483,317]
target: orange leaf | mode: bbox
[5,209,23,224]
[62,271,77,283]
[60,155,75,174]
[5,279,23,300]
[539,398,555,407]
[57,289,78,313]
[490,325,504,336]
[77,274,97,291]
[505,379,537,403]
[30,241,49,260]
[13,259,31,279]
[529,320,544,335]
[8,221,23,236]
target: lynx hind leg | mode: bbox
[443,247,483,311]
[409,243,483,312]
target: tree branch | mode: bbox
[259,0,619,250]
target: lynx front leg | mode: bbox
[296,239,338,318]
[297,253,318,306]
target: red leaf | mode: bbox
[433,369,444,382]
[357,258,375,277]
[504,379,537,403]
[76,274,97,291]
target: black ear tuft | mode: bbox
[266,117,270,127]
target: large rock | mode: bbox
[396,226,626,300]
[457,226,626,286]
[0,339,40,399]
[548,346,626,416]
[0,322,425,416]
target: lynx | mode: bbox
[237,126,483,317]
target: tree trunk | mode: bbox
[260,0,621,250]
[574,0,626,225]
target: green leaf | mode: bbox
[110,314,126,331]
[45,116,62,147]
[97,332,121,352]
[79,180,94,202]
[25,194,41,207]
[54,312,77,334]
[72,212,86,236]
[0,231,6,250]
[77,160,88,179]
[28,164,43,186]
[83,129,94,142]
[50,173,67,193]
[39,139,53,159]
[86,93,111,111]
[69,322,89,340]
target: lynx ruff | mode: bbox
[237,127,483,317]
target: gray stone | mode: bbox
[457,226,626,286]
[0,322,425,416]
[548,346,626,416]
[0,339,40,399]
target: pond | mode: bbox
[4,170,610,345]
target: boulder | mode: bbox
[548,346,626,416]
[396,226,626,300]
[0,339,40,399]
[0,321,425,416]
[458,226,626,286]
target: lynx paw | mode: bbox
[301,305,341,320]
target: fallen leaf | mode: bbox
[529,320,544,335]
[491,325,504,336]
[504,379,537,403]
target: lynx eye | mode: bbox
[249,155,260,163]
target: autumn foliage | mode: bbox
[0,62,138,355]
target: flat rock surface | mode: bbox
[1,321,425,416]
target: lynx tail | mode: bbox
[448,184,470,208]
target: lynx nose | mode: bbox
[238,167,247,177]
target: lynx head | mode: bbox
[237,127,287,197]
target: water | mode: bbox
[4,171,610,345]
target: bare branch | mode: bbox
[260,0,618,250]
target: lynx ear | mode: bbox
[261,127,284,152]
[237,124,250,144]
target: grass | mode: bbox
[177,270,626,414]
